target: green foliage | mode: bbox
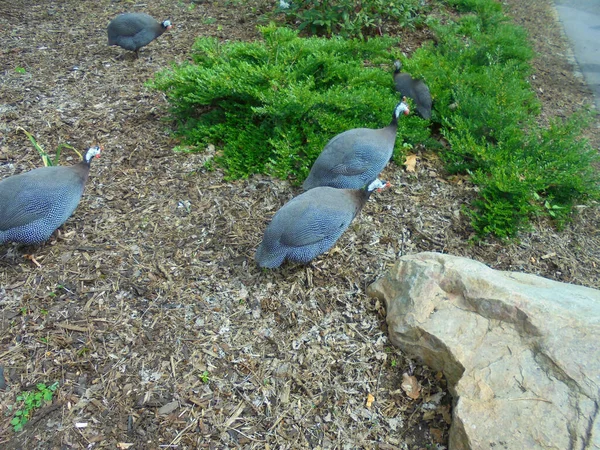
[405,3,600,238]
[11,382,59,432]
[280,0,426,38]
[200,371,210,383]
[15,67,27,74]
[19,128,81,167]
[150,24,423,182]
[152,0,600,239]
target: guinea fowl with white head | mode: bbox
[393,60,432,119]
[255,179,390,269]
[107,13,172,57]
[302,100,410,191]
[0,146,101,245]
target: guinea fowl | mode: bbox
[255,179,390,269]
[302,101,410,191]
[0,146,101,245]
[107,13,172,57]
[393,60,432,119]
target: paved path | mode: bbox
[554,0,600,111]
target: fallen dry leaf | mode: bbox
[117,444,134,450]
[430,427,445,443]
[404,153,417,172]
[438,405,453,424]
[401,373,421,400]
[422,410,436,421]
[365,393,375,409]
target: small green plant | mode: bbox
[534,193,566,219]
[391,359,398,368]
[11,382,59,432]
[15,67,27,74]
[200,371,210,383]
[281,0,426,38]
[18,128,81,167]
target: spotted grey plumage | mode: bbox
[302,101,410,191]
[393,60,432,119]
[0,146,101,245]
[255,179,389,269]
[107,13,172,56]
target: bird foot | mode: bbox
[23,254,42,268]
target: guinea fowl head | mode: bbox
[162,20,173,31]
[84,146,102,163]
[392,97,410,121]
[366,179,391,193]
[394,60,403,73]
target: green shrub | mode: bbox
[407,6,599,238]
[150,24,427,182]
[280,0,426,38]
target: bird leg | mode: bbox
[23,254,42,268]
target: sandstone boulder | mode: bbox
[368,252,600,450]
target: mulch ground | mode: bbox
[1,0,598,448]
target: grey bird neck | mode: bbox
[358,185,375,202]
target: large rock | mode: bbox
[368,252,600,450]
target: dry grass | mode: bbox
[0,0,598,448]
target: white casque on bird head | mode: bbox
[162,20,172,30]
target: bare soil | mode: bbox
[0,0,598,449]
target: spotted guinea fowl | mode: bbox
[393,60,432,119]
[302,101,409,191]
[255,179,390,269]
[0,146,101,245]
[107,13,172,56]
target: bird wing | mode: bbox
[413,81,432,105]
[413,81,433,118]
[319,129,377,175]
[0,188,52,230]
[329,158,369,176]
[109,15,148,37]
[276,194,355,247]
[394,73,415,98]
[0,167,83,230]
